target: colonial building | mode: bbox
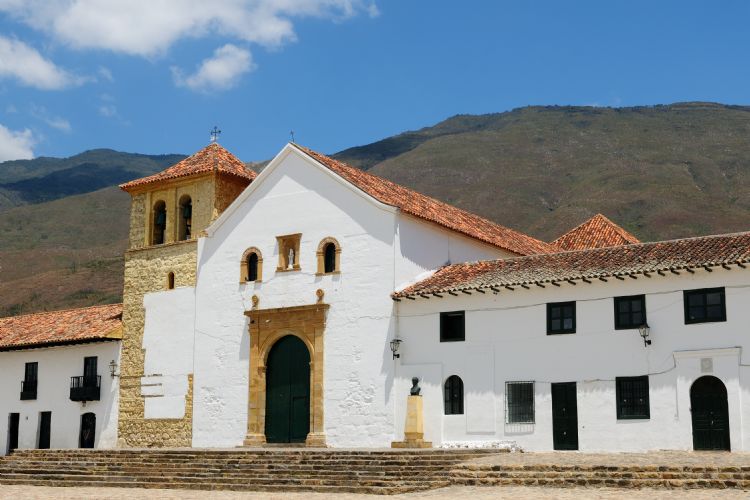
[1,140,748,454]
[0,305,122,454]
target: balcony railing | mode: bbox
[70,375,101,402]
[20,380,37,400]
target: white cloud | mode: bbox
[0,0,378,56]
[30,104,72,133]
[98,104,117,117]
[0,35,81,90]
[172,44,254,93]
[0,124,34,161]
[97,66,114,82]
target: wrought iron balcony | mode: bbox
[20,380,37,400]
[70,375,101,402]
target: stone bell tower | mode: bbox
[117,140,255,447]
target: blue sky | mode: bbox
[0,1,749,162]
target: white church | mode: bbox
[1,141,749,454]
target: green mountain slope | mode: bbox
[3,102,750,316]
[336,102,750,242]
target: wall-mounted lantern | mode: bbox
[638,323,652,347]
[109,360,119,378]
[390,338,403,360]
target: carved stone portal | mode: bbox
[243,303,328,447]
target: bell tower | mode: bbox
[117,141,255,447]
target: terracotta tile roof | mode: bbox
[0,304,122,351]
[393,231,750,299]
[553,213,640,251]
[292,144,555,256]
[120,143,256,191]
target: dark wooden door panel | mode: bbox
[38,411,51,449]
[552,382,579,450]
[265,335,310,443]
[691,376,730,451]
[7,413,19,453]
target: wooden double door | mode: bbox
[265,335,311,444]
[691,376,730,451]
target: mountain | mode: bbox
[0,149,185,210]
[3,102,750,316]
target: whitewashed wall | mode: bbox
[396,267,750,451]
[186,146,508,448]
[141,287,195,418]
[0,341,120,455]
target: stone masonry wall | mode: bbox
[118,240,197,447]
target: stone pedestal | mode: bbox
[391,395,432,448]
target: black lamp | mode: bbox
[638,323,651,347]
[389,338,402,360]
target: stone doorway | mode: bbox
[244,303,328,447]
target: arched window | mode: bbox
[240,247,263,283]
[248,252,259,281]
[152,201,167,245]
[178,195,192,241]
[316,237,341,275]
[167,272,175,290]
[444,375,464,415]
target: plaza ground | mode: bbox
[1,485,749,499]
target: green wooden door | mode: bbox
[265,335,310,443]
[691,376,730,451]
[552,382,579,450]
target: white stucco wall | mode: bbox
[141,287,196,418]
[186,146,509,448]
[0,341,120,455]
[396,266,750,451]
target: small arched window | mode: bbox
[167,272,175,290]
[152,201,167,245]
[316,237,341,275]
[240,247,263,283]
[444,375,464,415]
[178,195,192,241]
[247,252,259,281]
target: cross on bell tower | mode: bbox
[210,126,221,143]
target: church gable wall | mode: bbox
[193,151,400,447]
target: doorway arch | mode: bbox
[690,376,730,451]
[265,335,311,443]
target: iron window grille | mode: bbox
[547,301,576,334]
[444,375,464,415]
[684,287,726,324]
[505,381,535,424]
[616,376,650,419]
[614,295,647,330]
[440,311,465,342]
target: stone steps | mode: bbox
[0,449,486,495]
[450,465,750,489]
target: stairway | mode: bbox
[0,448,499,495]
[450,462,750,489]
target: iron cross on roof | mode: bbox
[210,126,221,143]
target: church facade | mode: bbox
[2,141,750,454]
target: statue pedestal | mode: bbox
[391,395,432,448]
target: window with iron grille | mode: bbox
[505,381,534,424]
[614,295,647,330]
[444,375,464,415]
[547,301,576,334]
[683,287,726,324]
[440,311,465,342]
[616,376,650,419]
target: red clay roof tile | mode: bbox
[394,231,750,298]
[292,144,555,256]
[0,304,122,350]
[553,213,640,251]
[120,143,255,191]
